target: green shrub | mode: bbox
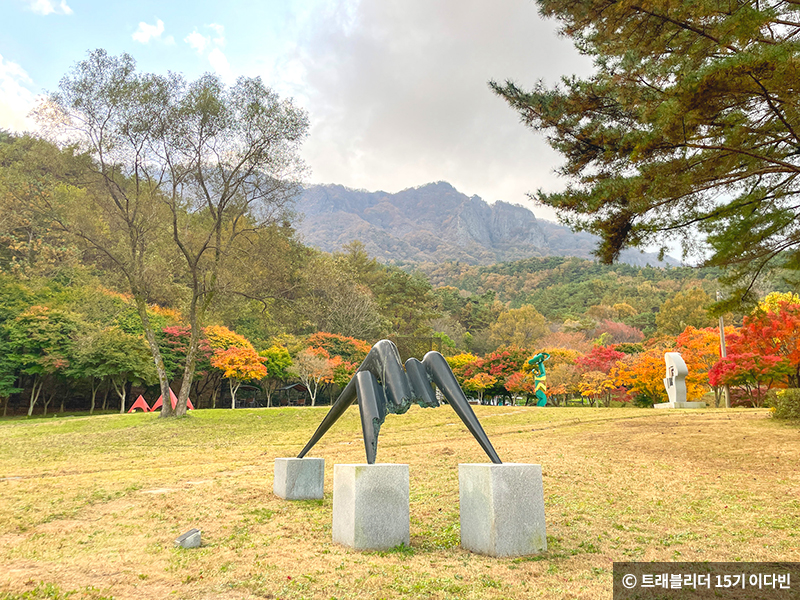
[766,389,800,420]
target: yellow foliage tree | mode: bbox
[758,292,800,313]
[655,288,714,335]
[464,372,497,403]
[488,305,547,349]
[578,370,616,407]
[446,352,479,386]
[205,325,254,351]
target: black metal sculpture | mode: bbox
[297,340,502,464]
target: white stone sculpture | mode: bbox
[654,352,706,409]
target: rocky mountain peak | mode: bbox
[295,182,674,267]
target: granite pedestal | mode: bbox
[174,528,201,548]
[332,463,409,550]
[459,463,546,557]
[653,401,707,409]
[273,457,325,500]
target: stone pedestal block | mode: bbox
[332,463,409,550]
[273,457,325,500]
[653,401,707,409]
[459,463,546,557]
[174,528,201,548]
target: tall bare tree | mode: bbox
[36,49,309,416]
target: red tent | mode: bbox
[152,388,194,411]
[127,394,151,413]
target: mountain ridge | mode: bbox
[295,182,677,267]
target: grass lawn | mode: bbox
[0,405,798,599]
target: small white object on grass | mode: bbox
[174,528,201,548]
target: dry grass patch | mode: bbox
[0,406,798,599]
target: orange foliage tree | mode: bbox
[613,346,706,406]
[504,370,537,405]
[677,326,737,407]
[210,346,267,409]
[305,332,372,391]
[576,345,628,407]
[204,325,260,407]
[306,332,371,361]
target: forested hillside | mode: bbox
[0,127,791,416]
[421,257,727,332]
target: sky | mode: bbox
[0,0,594,221]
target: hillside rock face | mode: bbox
[296,182,672,266]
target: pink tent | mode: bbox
[127,394,151,413]
[152,388,194,411]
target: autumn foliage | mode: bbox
[707,299,800,405]
[305,332,372,388]
[210,346,267,408]
[613,346,705,405]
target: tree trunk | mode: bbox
[43,390,55,416]
[102,384,109,411]
[309,379,318,407]
[176,332,198,417]
[90,379,98,415]
[173,261,216,417]
[212,385,218,409]
[111,378,127,413]
[230,379,240,409]
[133,294,173,418]
[28,378,42,417]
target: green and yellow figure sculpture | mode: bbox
[527,352,550,407]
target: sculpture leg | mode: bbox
[422,351,502,464]
[354,371,386,464]
[297,377,357,459]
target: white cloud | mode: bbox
[208,23,225,46]
[0,54,39,133]
[287,0,593,218]
[25,0,72,16]
[185,24,233,83]
[132,19,174,45]
[184,30,209,54]
[208,48,233,82]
